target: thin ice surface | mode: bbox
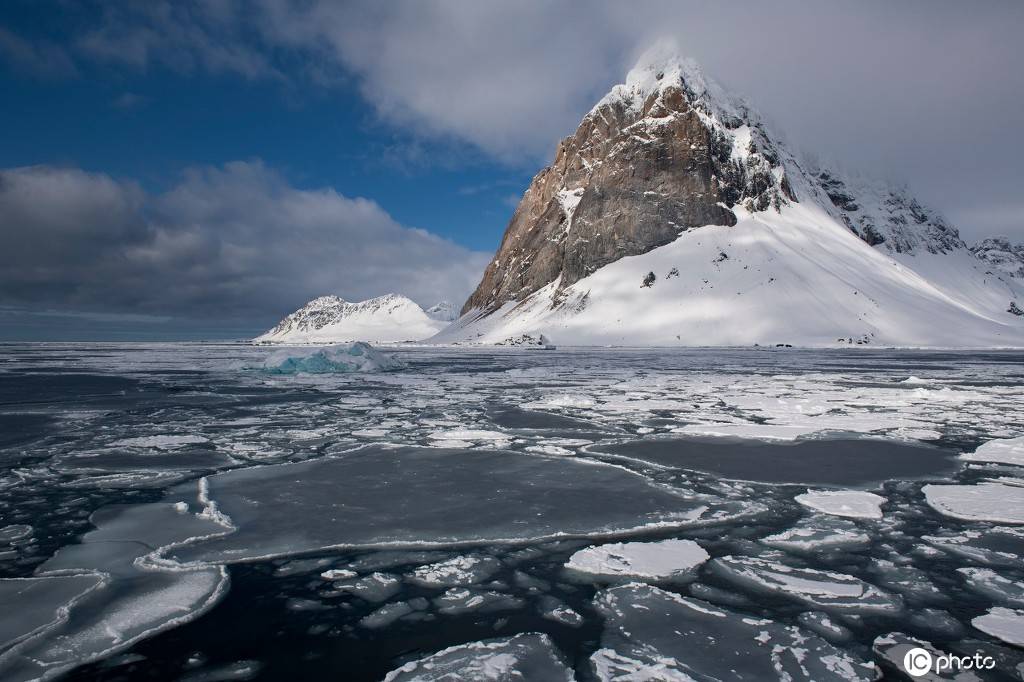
[166,446,752,565]
[383,633,574,682]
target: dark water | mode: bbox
[0,343,1022,680]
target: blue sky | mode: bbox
[1,1,1022,339]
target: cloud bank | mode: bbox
[0,162,488,327]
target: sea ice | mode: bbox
[431,588,524,615]
[590,583,875,681]
[923,482,1024,524]
[708,556,902,614]
[762,518,871,553]
[325,573,400,603]
[961,436,1024,467]
[406,555,501,587]
[795,490,885,519]
[972,607,1024,647]
[257,342,405,374]
[958,568,1024,607]
[110,435,210,449]
[0,502,229,681]
[0,574,105,653]
[383,633,574,682]
[564,538,708,582]
[164,446,759,566]
[872,633,967,681]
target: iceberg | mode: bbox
[257,342,406,374]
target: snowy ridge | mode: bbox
[255,293,450,344]
[443,47,1024,348]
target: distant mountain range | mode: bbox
[259,46,1024,348]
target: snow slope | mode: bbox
[255,294,448,344]
[438,47,1024,348]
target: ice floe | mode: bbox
[431,588,524,615]
[257,342,405,374]
[961,436,1024,467]
[564,538,708,582]
[923,482,1024,524]
[708,556,902,614]
[590,583,875,681]
[164,446,761,566]
[795,490,885,519]
[383,633,574,682]
[110,434,210,449]
[972,607,1024,647]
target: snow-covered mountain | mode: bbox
[424,301,458,322]
[255,294,450,343]
[436,45,1024,347]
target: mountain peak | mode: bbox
[256,293,449,343]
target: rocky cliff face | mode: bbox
[971,237,1024,279]
[462,50,795,315]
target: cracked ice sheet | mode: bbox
[165,446,761,565]
[590,583,875,681]
[384,633,573,682]
[961,436,1024,467]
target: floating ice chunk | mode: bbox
[526,394,596,409]
[426,429,510,448]
[61,471,190,489]
[0,525,32,542]
[432,588,524,615]
[900,376,931,385]
[798,611,854,643]
[565,539,708,582]
[972,607,1024,647]
[525,445,574,457]
[320,569,358,581]
[958,568,1024,607]
[164,446,760,566]
[179,659,262,682]
[257,342,405,374]
[407,555,501,588]
[708,556,902,614]
[383,633,574,682]
[675,423,818,441]
[360,601,419,629]
[923,482,1024,524]
[923,527,1024,568]
[327,573,400,603]
[961,436,1024,467]
[762,518,870,554]
[111,435,209,449]
[867,560,946,603]
[538,596,583,627]
[590,583,875,681]
[795,490,885,520]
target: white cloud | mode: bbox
[0,162,489,323]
